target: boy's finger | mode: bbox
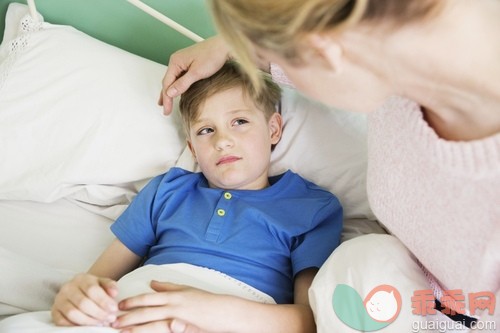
[77,283,118,317]
[100,278,119,298]
[150,280,185,292]
[56,300,115,327]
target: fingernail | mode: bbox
[171,320,186,333]
[167,87,177,97]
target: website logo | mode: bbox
[332,284,402,331]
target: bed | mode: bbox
[0,1,398,332]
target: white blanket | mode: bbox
[0,264,275,332]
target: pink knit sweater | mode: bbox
[367,96,500,307]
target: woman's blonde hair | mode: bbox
[179,61,281,135]
[209,0,439,90]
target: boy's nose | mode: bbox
[214,132,234,150]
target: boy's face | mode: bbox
[187,86,282,190]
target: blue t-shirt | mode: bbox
[111,167,342,304]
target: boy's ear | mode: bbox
[305,33,344,73]
[269,112,283,145]
[187,140,197,161]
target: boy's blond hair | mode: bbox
[179,61,281,134]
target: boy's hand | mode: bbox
[51,273,119,327]
[112,281,224,332]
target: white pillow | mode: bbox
[271,87,374,220]
[309,234,443,333]
[0,4,185,215]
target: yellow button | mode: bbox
[224,192,232,200]
[217,209,225,216]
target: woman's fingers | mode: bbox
[158,59,189,115]
[159,36,230,115]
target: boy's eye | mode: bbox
[197,127,214,136]
[233,119,249,126]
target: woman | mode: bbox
[156,0,499,332]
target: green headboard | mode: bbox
[0,0,216,64]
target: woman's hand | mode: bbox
[159,36,230,116]
[51,273,119,327]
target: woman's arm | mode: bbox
[51,239,142,327]
[113,268,317,333]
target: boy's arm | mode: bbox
[52,238,141,327]
[88,238,142,279]
[292,268,318,331]
[114,268,318,333]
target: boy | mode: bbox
[51,62,343,332]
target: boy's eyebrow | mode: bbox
[190,108,254,127]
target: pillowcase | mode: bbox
[271,87,374,220]
[0,4,186,217]
[309,234,433,333]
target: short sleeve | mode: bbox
[291,194,343,276]
[110,174,164,257]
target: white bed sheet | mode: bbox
[0,199,115,319]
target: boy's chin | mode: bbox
[209,175,251,190]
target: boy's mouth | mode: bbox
[216,155,241,165]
